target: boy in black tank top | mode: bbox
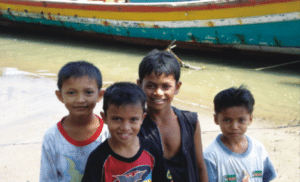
[137,49,208,182]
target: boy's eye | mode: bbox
[163,85,171,89]
[112,117,121,122]
[146,84,155,89]
[86,91,94,95]
[67,91,75,95]
[239,118,246,122]
[130,118,139,122]
[223,119,230,122]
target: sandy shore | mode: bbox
[0,75,299,181]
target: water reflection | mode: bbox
[0,25,299,125]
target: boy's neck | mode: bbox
[64,113,96,127]
[221,135,248,154]
[61,113,100,142]
[147,106,175,125]
[108,136,140,158]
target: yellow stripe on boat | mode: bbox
[0,1,299,21]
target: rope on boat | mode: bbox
[164,41,299,71]
[165,40,203,70]
[254,60,300,71]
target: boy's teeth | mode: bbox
[120,134,129,139]
[154,99,163,103]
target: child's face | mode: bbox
[138,72,181,111]
[214,106,252,142]
[101,104,146,146]
[55,76,103,117]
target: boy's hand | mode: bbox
[242,170,250,182]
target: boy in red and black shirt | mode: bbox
[82,82,173,182]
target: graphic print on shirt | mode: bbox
[65,157,84,182]
[252,171,263,178]
[223,174,237,182]
[103,151,155,182]
[113,166,151,182]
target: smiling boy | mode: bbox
[204,86,277,182]
[82,82,173,182]
[137,49,208,182]
[40,61,109,181]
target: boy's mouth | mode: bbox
[119,134,130,139]
[230,133,241,137]
[151,99,165,104]
[74,106,88,110]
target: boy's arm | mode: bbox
[194,120,209,182]
[39,139,58,181]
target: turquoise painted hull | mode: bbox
[3,15,300,47]
[0,0,299,55]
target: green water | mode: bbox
[0,26,299,125]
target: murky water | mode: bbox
[0,26,299,125]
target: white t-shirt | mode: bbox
[39,115,110,182]
[204,134,277,182]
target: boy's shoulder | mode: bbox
[42,122,61,141]
[42,115,110,147]
[173,106,197,121]
[204,134,222,155]
[140,107,198,137]
[41,121,64,152]
[247,135,264,146]
[172,106,198,130]
[204,135,268,157]
[89,139,110,159]
[246,135,269,156]
[88,137,161,162]
[42,116,70,141]
[140,136,161,153]
[173,106,197,115]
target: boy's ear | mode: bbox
[100,111,107,124]
[55,90,64,103]
[248,114,253,126]
[97,89,105,102]
[174,81,182,95]
[214,114,219,125]
[137,79,141,86]
[142,112,147,120]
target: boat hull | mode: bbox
[0,0,299,55]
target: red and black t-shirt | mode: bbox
[82,137,172,182]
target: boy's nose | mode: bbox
[154,88,163,96]
[231,121,239,129]
[121,122,130,130]
[76,93,85,102]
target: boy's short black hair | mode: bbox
[57,61,102,90]
[214,85,255,114]
[139,49,181,82]
[103,82,147,114]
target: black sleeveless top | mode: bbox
[138,107,200,182]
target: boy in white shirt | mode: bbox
[204,85,277,182]
[40,61,109,181]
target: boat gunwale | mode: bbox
[0,0,298,10]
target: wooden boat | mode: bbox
[0,0,299,55]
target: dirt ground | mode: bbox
[0,75,299,181]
